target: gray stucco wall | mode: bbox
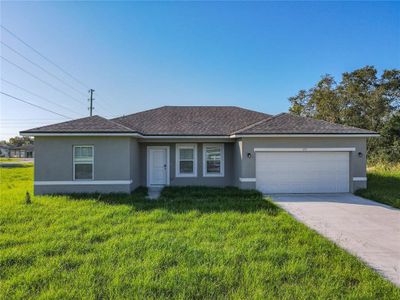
[34,136,135,194]
[237,137,367,192]
[139,142,235,187]
[130,138,140,190]
[233,140,242,187]
[33,135,368,195]
[33,137,235,194]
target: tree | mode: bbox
[289,75,341,123]
[7,136,34,147]
[288,66,400,162]
[288,89,309,116]
[369,112,400,163]
[338,66,392,131]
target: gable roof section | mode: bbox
[233,113,376,135]
[20,115,135,134]
[111,106,271,136]
[20,107,377,137]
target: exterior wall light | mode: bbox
[247,153,252,158]
[358,152,363,158]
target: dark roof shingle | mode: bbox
[21,107,377,136]
[234,113,376,135]
[111,106,271,135]
[21,115,134,134]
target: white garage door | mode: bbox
[256,152,350,193]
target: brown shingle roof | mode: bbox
[21,115,134,134]
[111,106,271,135]
[21,107,377,136]
[234,113,376,135]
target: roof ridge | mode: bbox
[107,118,137,132]
[288,113,375,131]
[232,106,272,117]
[234,112,377,135]
[22,115,103,132]
[111,106,167,121]
[112,106,271,120]
[231,117,271,135]
[232,112,285,134]
[21,114,136,134]
[163,105,237,107]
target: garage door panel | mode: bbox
[256,152,349,193]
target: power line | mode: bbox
[1,92,73,119]
[1,25,89,89]
[1,78,84,117]
[1,41,87,97]
[91,91,116,109]
[1,118,64,121]
[1,122,63,124]
[1,125,50,128]
[1,56,86,106]
[1,118,66,122]
[1,121,61,123]
[1,25,118,116]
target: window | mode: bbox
[73,146,94,180]
[203,144,224,177]
[176,144,197,177]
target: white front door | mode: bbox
[148,147,169,186]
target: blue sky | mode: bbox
[1,1,399,140]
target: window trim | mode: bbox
[203,143,224,177]
[73,145,94,181]
[175,144,197,177]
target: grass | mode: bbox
[356,163,400,209]
[0,165,399,299]
[0,158,20,162]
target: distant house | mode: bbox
[0,144,10,157]
[8,145,34,158]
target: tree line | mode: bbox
[0,136,34,147]
[289,66,400,163]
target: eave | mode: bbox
[230,133,380,138]
[21,132,380,139]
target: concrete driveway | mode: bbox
[271,194,400,286]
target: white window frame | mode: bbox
[203,144,224,177]
[73,145,94,181]
[175,144,197,177]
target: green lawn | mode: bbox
[0,157,20,162]
[1,165,399,299]
[356,164,400,209]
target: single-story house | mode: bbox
[0,144,10,157]
[9,145,34,158]
[20,106,378,195]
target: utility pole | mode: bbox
[88,89,95,116]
